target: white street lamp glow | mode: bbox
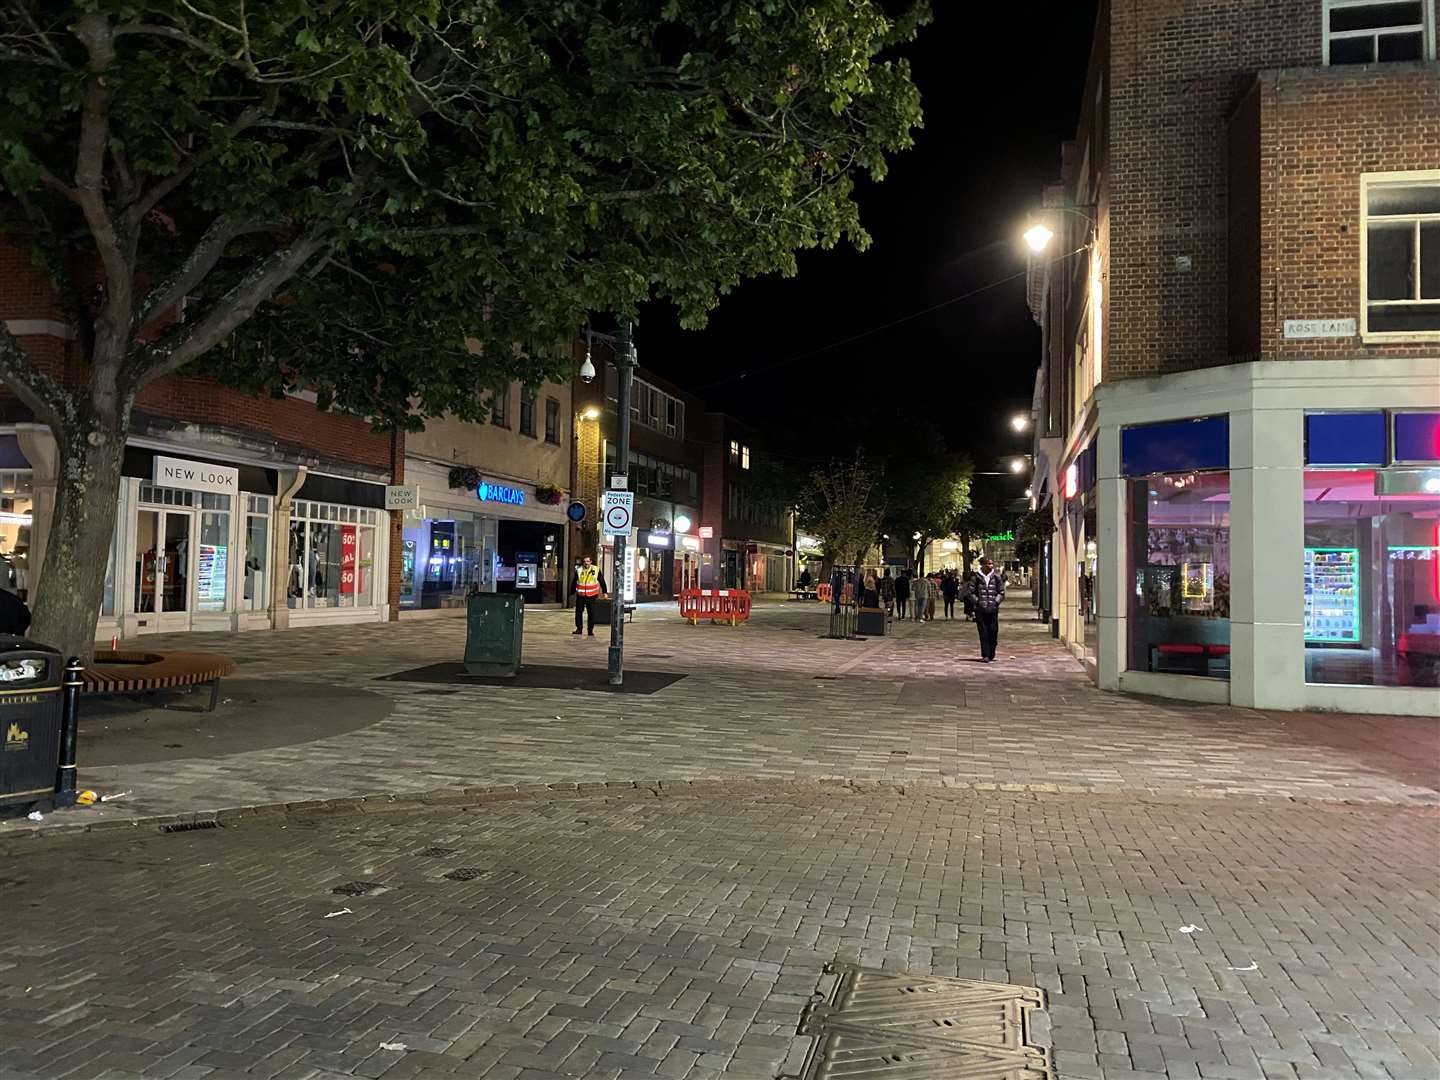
[1025,487,1033,498]
[1010,414,1028,432]
[1009,458,1025,473]
[673,515,692,533]
[1023,223,1054,252]
[581,405,600,420]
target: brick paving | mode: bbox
[2,597,1438,1079]
[6,597,1436,837]
[1,788,1436,1080]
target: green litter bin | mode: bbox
[464,592,524,677]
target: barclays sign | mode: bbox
[476,481,526,506]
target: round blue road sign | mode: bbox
[566,501,586,523]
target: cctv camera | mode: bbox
[579,354,596,384]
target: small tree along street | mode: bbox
[0,1,928,658]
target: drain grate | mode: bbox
[416,846,459,858]
[443,867,486,881]
[160,820,222,833]
[789,964,1052,1079]
[331,880,386,897]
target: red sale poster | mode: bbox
[340,525,357,595]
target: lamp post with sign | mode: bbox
[607,320,637,686]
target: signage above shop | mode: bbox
[647,532,671,547]
[384,484,419,511]
[153,455,238,496]
[698,525,714,539]
[476,481,526,506]
[1283,318,1356,339]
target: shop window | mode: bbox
[1362,176,1440,336]
[545,398,561,444]
[1325,1,1434,64]
[288,501,378,609]
[0,470,34,599]
[244,498,269,611]
[197,494,231,613]
[1127,471,1231,678]
[1304,468,1439,687]
[519,389,536,438]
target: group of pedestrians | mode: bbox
[878,560,1007,662]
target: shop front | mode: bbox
[401,460,566,612]
[99,447,390,638]
[1076,360,1438,716]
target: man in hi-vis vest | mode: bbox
[570,555,608,637]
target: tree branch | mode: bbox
[136,235,328,385]
[0,320,73,430]
[135,217,274,331]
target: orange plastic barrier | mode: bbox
[815,583,833,603]
[677,588,752,626]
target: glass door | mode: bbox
[132,508,194,630]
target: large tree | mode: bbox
[0,0,927,657]
[871,422,971,569]
[802,454,882,570]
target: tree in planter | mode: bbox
[0,1,927,658]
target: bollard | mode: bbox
[54,656,82,808]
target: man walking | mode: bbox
[941,570,959,619]
[879,568,896,616]
[570,555,607,637]
[894,570,910,620]
[967,557,1006,662]
[910,570,930,622]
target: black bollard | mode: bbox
[54,656,82,807]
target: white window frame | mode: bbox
[1323,0,1436,64]
[1360,170,1440,342]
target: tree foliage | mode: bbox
[0,0,928,655]
[1013,505,1054,566]
[870,422,971,565]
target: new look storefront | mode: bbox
[1072,359,1438,716]
[95,447,391,639]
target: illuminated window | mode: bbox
[741,445,751,470]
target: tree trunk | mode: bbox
[29,412,128,664]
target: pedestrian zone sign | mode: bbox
[602,490,635,536]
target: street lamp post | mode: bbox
[607,319,636,687]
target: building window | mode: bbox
[244,496,270,612]
[741,445,751,470]
[1127,471,1231,680]
[1324,1,1435,63]
[519,388,536,438]
[287,500,379,610]
[491,384,510,427]
[729,440,740,465]
[1362,175,1440,337]
[545,398,561,444]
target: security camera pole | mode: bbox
[607,319,635,686]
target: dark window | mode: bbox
[1121,416,1229,477]
[1305,412,1387,466]
[519,390,536,438]
[491,385,509,428]
[545,398,560,444]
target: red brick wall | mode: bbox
[1106,0,1320,380]
[1255,65,1440,359]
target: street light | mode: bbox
[581,405,600,420]
[1009,458,1026,473]
[1010,414,1028,432]
[1023,224,1054,252]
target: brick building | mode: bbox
[1026,0,1439,715]
[0,241,401,641]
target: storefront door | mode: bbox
[132,507,194,630]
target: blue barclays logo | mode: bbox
[477,481,526,506]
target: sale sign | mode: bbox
[340,525,357,595]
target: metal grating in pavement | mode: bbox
[790,964,1052,1080]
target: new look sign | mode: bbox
[153,455,239,495]
[476,481,526,506]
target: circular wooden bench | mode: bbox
[80,650,237,712]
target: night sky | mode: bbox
[640,1,1099,475]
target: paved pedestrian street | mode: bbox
[1,600,1437,1079]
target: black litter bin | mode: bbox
[0,636,68,811]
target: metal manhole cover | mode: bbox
[416,846,459,858]
[443,867,486,881]
[789,964,1052,1080]
[331,881,386,897]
